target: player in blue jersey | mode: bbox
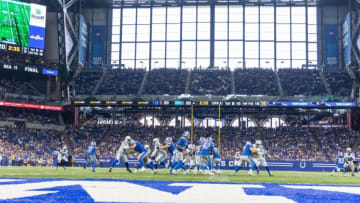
[84,140,97,172]
[194,137,205,174]
[129,138,148,172]
[199,137,215,175]
[171,131,189,175]
[160,137,175,169]
[232,141,258,176]
[134,144,156,173]
[212,146,222,175]
[331,151,346,176]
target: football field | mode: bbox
[0,0,30,46]
[0,167,360,202]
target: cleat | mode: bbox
[248,171,255,176]
[92,170,96,172]
[83,165,86,169]
[232,172,236,176]
[269,173,273,176]
[208,172,214,176]
[172,170,178,175]
[127,168,132,173]
[153,170,158,174]
[134,169,138,173]
[109,168,112,173]
[257,170,260,175]
[141,167,146,172]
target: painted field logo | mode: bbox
[0,178,359,203]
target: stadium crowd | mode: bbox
[144,69,188,95]
[0,127,64,166]
[278,69,327,96]
[324,70,352,97]
[66,125,357,162]
[235,69,279,96]
[0,108,60,125]
[0,124,358,166]
[75,69,104,95]
[190,70,232,95]
[97,69,145,95]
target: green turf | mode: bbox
[0,167,359,185]
[0,0,30,46]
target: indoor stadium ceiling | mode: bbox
[22,0,346,9]
[82,0,344,8]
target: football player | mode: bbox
[171,131,189,175]
[212,146,222,175]
[85,140,97,172]
[160,137,175,169]
[183,144,196,174]
[134,144,156,173]
[232,141,258,176]
[199,137,214,175]
[344,147,356,176]
[151,138,167,172]
[129,138,148,172]
[56,145,68,170]
[330,151,345,176]
[252,140,272,176]
[109,137,132,173]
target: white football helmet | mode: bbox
[346,147,352,153]
[144,144,150,150]
[153,138,160,145]
[125,136,132,144]
[255,140,262,146]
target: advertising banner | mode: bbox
[91,26,105,66]
[324,24,339,66]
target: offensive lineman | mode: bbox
[252,140,272,176]
[129,138,148,172]
[330,151,346,176]
[134,144,156,173]
[109,136,132,173]
[199,137,215,175]
[151,138,167,172]
[56,145,68,170]
[232,141,258,176]
[160,137,175,169]
[344,147,356,176]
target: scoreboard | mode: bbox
[0,44,44,57]
[0,0,47,57]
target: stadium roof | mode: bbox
[84,0,344,8]
[21,0,345,11]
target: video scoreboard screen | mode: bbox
[0,0,46,56]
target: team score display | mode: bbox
[7,45,21,52]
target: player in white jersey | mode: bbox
[56,145,68,170]
[183,144,196,174]
[252,140,272,176]
[344,147,356,176]
[109,139,132,173]
[233,151,241,167]
[151,138,167,172]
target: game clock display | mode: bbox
[0,0,46,56]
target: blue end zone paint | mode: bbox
[0,177,360,203]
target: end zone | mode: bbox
[0,177,360,203]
